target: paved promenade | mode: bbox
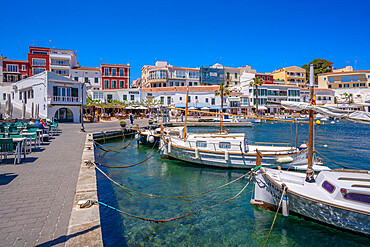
[0,120,148,247]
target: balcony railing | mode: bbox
[50,62,69,66]
[52,96,80,102]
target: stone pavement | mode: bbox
[0,118,170,247]
[0,120,141,247]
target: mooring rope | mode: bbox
[120,138,136,150]
[95,148,161,169]
[314,150,349,169]
[94,180,253,223]
[94,141,120,153]
[263,186,287,247]
[94,163,252,198]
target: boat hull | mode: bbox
[254,171,370,235]
[161,141,306,169]
[139,133,160,146]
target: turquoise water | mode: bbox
[96,120,369,246]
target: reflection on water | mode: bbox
[96,120,369,246]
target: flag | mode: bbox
[312,95,316,105]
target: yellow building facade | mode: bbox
[271,66,306,87]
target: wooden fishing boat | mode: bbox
[160,126,308,169]
[252,64,370,235]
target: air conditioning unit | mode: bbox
[12,85,18,90]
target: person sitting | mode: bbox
[29,119,35,125]
[40,119,47,128]
[33,119,45,129]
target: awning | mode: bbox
[209,106,229,110]
[258,106,268,110]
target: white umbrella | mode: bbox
[22,100,26,119]
[189,107,196,110]
[31,102,34,118]
[201,106,210,110]
[137,106,148,110]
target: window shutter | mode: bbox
[53,86,58,96]
[72,88,78,97]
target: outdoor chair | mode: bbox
[0,138,16,164]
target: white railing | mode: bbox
[53,96,80,102]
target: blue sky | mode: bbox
[1,0,369,80]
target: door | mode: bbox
[107,94,113,103]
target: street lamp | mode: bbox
[80,81,86,132]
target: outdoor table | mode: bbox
[21,132,37,151]
[12,137,26,164]
[36,129,43,144]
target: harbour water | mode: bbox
[96,120,369,246]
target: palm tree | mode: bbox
[250,77,264,115]
[214,82,230,114]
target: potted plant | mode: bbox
[148,119,153,125]
[120,121,126,128]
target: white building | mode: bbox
[90,86,223,109]
[0,71,86,122]
[71,67,102,90]
[141,61,200,88]
[48,48,78,77]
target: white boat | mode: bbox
[160,126,309,169]
[252,65,370,235]
[253,167,370,235]
[137,127,161,146]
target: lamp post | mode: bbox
[80,81,86,132]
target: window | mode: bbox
[175,70,186,79]
[188,96,191,103]
[149,70,166,80]
[181,82,185,86]
[235,82,238,85]
[194,82,198,86]
[226,72,230,79]
[160,97,164,104]
[329,77,334,83]
[163,83,166,87]
[169,82,173,87]
[344,84,349,88]
[22,65,26,71]
[328,85,332,88]
[328,97,331,100]
[3,93,6,100]
[7,64,18,72]
[189,71,199,79]
[112,80,117,88]
[211,98,215,105]
[131,95,135,101]
[352,76,358,82]
[196,141,207,148]
[175,82,179,86]
[123,95,127,101]
[104,80,109,89]
[84,77,89,83]
[120,80,124,88]
[339,84,342,88]
[33,68,45,75]
[74,77,78,81]
[235,73,237,79]
[205,98,209,103]
[167,96,171,105]
[32,50,48,55]
[360,83,365,86]
[318,96,321,100]
[189,82,192,86]
[324,78,326,81]
[343,192,370,204]
[120,69,124,76]
[104,68,109,75]
[93,92,104,99]
[179,97,182,101]
[219,142,231,149]
[112,69,117,76]
[19,92,22,100]
[32,59,46,66]
[195,96,198,100]
[341,76,351,82]
[95,78,99,84]
[354,84,358,87]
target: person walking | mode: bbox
[129,113,134,125]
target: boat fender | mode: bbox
[195,148,199,159]
[168,141,172,153]
[276,156,293,163]
[135,133,141,140]
[148,135,155,143]
[282,195,289,217]
[225,150,229,161]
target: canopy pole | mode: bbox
[306,64,315,183]
[183,86,189,139]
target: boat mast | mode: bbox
[306,64,315,183]
[183,86,189,139]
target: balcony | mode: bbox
[49,53,71,60]
[50,96,80,104]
